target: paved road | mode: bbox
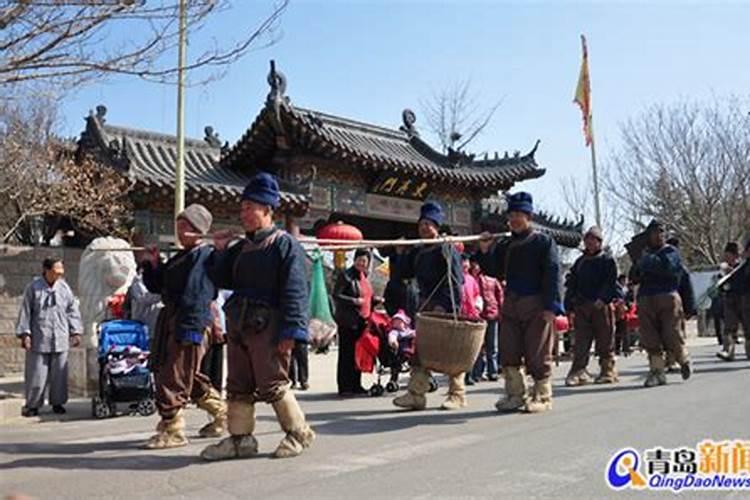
[1,339,748,499]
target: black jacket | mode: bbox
[333,267,368,330]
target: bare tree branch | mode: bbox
[420,79,502,153]
[603,97,750,266]
[0,0,289,90]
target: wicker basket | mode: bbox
[415,312,487,376]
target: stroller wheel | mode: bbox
[369,384,385,397]
[428,378,439,393]
[386,381,399,393]
[136,398,157,417]
[92,397,111,419]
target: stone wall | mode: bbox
[0,245,82,376]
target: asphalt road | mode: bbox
[1,339,748,500]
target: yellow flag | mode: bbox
[573,35,593,147]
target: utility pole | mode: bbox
[174,0,187,243]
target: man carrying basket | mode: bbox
[476,192,562,414]
[391,201,466,411]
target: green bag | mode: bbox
[309,250,334,323]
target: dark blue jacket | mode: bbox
[476,230,563,314]
[678,265,697,316]
[564,250,620,310]
[632,244,683,297]
[721,262,748,297]
[143,245,217,344]
[208,227,309,343]
[390,243,463,313]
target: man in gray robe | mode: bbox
[16,258,83,417]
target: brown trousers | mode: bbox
[225,310,291,404]
[153,307,212,419]
[571,302,614,372]
[500,293,554,381]
[637,292,688,364]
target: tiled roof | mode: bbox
[77,108,308,216]
[481,210,584,248]
[221,94,545,190]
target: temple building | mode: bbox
[76,61,582,247]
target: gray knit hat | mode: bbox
[584,225,603,241]
[177,203,213,234]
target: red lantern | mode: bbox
[316,221,363,269]
[316,221,363,243]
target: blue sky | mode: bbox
[60,0,750,223]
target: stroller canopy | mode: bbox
[98,320,149,357]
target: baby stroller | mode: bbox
[361,310,438,397]
[91,319,156,419]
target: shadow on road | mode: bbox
[0,453,199,471]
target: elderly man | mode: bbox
[201,172,314,460]
[630,221,692,387]
[391,201,465,411]
[138,203,227,449]
[564,226,620,386]
[16,258,82,417]
[476,192,562,414]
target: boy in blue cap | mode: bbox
[201,172,314,460]
[391,201,466,411]
[476,192,562,413]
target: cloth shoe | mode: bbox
[594,358,618,384]
[200,435,259,461]
[271,391,315,459]
[523,378,552,414]
[143,410,188,449]
[195,388,227,438]
[495,366,526,412]
[440,374,467,410]
[565,369,592,387]
[393,367,429,410]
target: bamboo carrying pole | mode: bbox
[88,232,510,252]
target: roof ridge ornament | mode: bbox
[204,126,222,148]
[266,60,290,147]
[89,104,107,124]
[400,109,419,137]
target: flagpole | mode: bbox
[174,0,187,243]
[590,115,602,228]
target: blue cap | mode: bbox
[507,192,534,215]
[241,172,280,209]
[419,201,445,227]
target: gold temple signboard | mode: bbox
[365,194,423,222]
[370,173,430,200]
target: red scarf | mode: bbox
[359,271,373,319]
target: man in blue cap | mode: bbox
[629,220,692,387]
[476,192,562,413]
[391,200,466,411]
[201,172,314,460]
[564,225,621,386]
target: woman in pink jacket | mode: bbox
[468,254,505,383]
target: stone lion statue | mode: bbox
[78,236,137,348]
